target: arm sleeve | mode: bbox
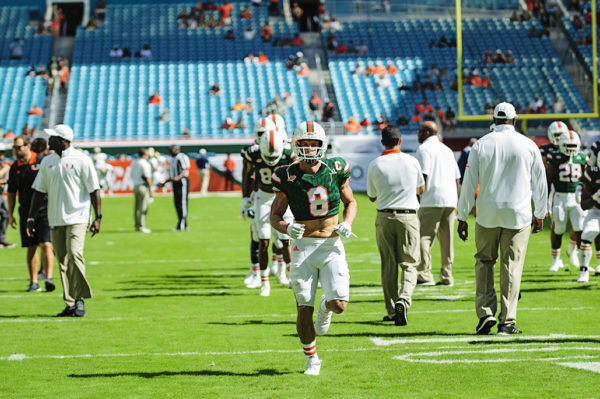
[31,161,48,194]
[416,147,430,175]
[456,146,479,221]
[366,162,377,198]
[142,161,152,179]
[180,154,190,170]
[415,161,425,187]
[83,158,101,193]
[531,147,548,219]
[6,163,17,194]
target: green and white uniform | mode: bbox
[241,143,260,240]
[244,146,295,240]
[272,157,351,306]
[547,151,587,234]
[581,166,600,242]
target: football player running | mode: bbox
[243,125,295,295]
[241,118,277,288]
[270,121,357,376]
[546,130,587,271]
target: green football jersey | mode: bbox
[583,165,600,210]
[243,147,295,188]
[272,157,351,221]
[539,143,558,159]
[547,151,587,193]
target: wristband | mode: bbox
[26,217,35,223]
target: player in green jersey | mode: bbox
[546,130,587,271]
[243,126,295,296]
[271,121,357,376]
[577,150,600,282]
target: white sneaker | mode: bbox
[577,267,589,283]
[568,249,580,267]
[269,263,278,276]
[138,227,151,234]
[304,356,322,376]
[276,268,289,285]
[549,258,564,272]
[246,274,261,289]
[314,295,332,336]
[260,281,270,296]
[243,269,254,285]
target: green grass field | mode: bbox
[1,193,599,398]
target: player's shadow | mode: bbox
[105,284,233,292]
[112,292,238,299]
[349,283,383,288]
[68,369,291,379]
[208,320,295,326]
[283,331,470,338]
[0,314,53,319]
[520,285,597,293]
[469,338,600,345]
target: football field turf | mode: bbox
[1,194,599,398]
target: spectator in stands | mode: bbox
[493,49,507,64]
[347,41,357,54]
[415,98,433,114]
[386,61,398,75]
[397,114,409,126]
[423,77,435,91]
[284,92,295,108]
[244,98,254,114]
[260,23,273,42]
[483,50,493,64]
[573,14,585,29]
[291,34,304,46]
[37,65,48,79]
[225,29,236,40]
[235,116,247,129]
[240,6,252,19]
[239,26,253,41]
[322,101,335,122]
[51,7,65,36]
[426,65,440,80]
[223,153,235,191]
[291,2,304,25]
[552,97,564,113]
[377,74,391,89]
[85,19,98,30]
[398,81,410,91]
[329,17,342,31]
[218,1,234,25]
[438,35,448,48]
[345,117,361,134]
[148,92,162,106]
[95,0,107,22]
[257,51,269,64]
[221,117,236,130]
[483,103,494,115]
[244,53,258,65]
[209,82,221,96]
[309,92,322,119]
[351,62,365,76]
[357,40,368,54]
[140,44,152,58]
[28,105,43,117]
[122,48,132,58]
[444,107,457,130]
[110,45,123,58]
[35,22,50,35]
[360,116,371,128]
[528,95,544,113]
[182,127,192,138]
[375,113,389,130]
[231,99,245,111]
[505,49,515,64]
[423,110,436,122]
[158,108,172,123]
[26,66,37,78]
[9,38,23,60]
[335,41,348,54]
[59,65,69,93]
[4,129,15,140]
[435,107,446,126]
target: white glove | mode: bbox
[286,223,305,239]
[241,197,251,219]
[334,221,353,238]
[592,190,600,204]
[576,185,583,204]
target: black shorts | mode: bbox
[19,210,51,248]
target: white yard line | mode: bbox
[557,362,600,374]
[371,334,600,347]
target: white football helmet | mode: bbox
[558,130,581,157]
[269,113,286,133]
[253,117,277,143]
[548,121,569,146]
[259,127,286,166]
[292,121,327,163]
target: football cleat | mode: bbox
[246,274,261,289]
[567,247,580,267]
[243,268,254,285]
[314,295,332,336]
[549,258,564,272]
[595,265,600,276]
[259,281,270,297]
[276,267,289,285]
[577,267,589,283]
[304,356,322,376]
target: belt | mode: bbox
[378,208,416,214]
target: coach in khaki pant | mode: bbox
[457,103,547,335]
[415,121,461,286]
[131,148,153,233]
[28,124,102,317]
[367,126,425,326]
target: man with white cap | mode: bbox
[197,148,210,195]
[27,124,102,317]
[457,103,547,335]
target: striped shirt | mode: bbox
[169,153,190,179]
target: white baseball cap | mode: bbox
[199,148,207,156]
[44,124,74,141]
[493,102,517,120]
[0,143,5,151]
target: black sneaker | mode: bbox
[27,282,42,292]
[394,299,408,326]
[476,315,497,335]
[497,324,522,335]
[56,306,75,317]
[0,241,16,248]
[45,279,55,292]
[74,299,85,317]
[382,315,394,322]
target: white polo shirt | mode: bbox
[367,150,424,211]
[415,135,461,207]
[32,146,100,227]
[131,157,152,186]
[457,124,547,229]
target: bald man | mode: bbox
[415,121,461,286]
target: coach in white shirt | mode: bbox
[415,121,461,286]
[367,126,425,326]
[27,124,101,317]
[457,103,547,335]
[131,148,153,233]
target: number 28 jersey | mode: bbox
[547,151,587,193]
[272,157,351,221]
[243,146,295,188]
